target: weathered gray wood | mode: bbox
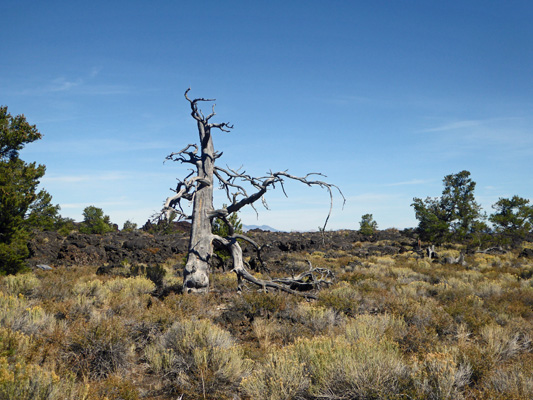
[162,89,344,295]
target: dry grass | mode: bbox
[0,247,532,399]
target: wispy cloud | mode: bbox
[42,170,175,184]
[48,77,83,92]
[26,138,170,155]
[418,117,523,134]
[414,117,533,159]
[385,179,432,186]
[42,171,131,183]
[346,193,404,203]
[60,200,130,209]
[418,119,487,133]
[4,67,130,96]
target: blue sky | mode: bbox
[2,1,532,231]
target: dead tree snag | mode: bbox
[161,89,344,296]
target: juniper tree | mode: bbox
[490,196,533,245]
[79,206,114,235]
[412,170,484,243]
[359,213,378,236]
[0,106,58,274]
[161,90,344,295]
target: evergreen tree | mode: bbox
[0,106,57,274]
[212,206,243,237]
[359,213,378,236]
[490,196,533,245]
[412,170,484,243]
[122,220,138,232]
[440,170,483,239]
[79,206,114,234]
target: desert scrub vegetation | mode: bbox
[0,246,532,399]
[145,318,250,398]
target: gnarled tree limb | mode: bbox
[160,89,343,295]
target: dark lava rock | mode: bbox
[519,248,533,258]
[28,230,188,267]
[27,228,425,269]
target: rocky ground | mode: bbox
[27,227,532,271]
[27,228,415,268]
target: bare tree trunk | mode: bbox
[183,119,216,293]
[162,89,344,295]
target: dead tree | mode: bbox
[161,89,344,296]
[442,252,467,266]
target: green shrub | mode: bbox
[0,357,85,400]
[79,206,114,234]
[0,292,55,335]
[121,220,138,232]
[145,318,249,397]
[0,240,30,275]
[231,291,293,319]
[241,349,309,400]
[246,334,409,399]
[483,359,533,400]
[413,349,471,400]
[480,323,531,363]
[318,282,362,316]
[301,336,408,399]
[61,317,133,380]
[0,273,40,296]
[291,302,345,335]
[344,313,407,343]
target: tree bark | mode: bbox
[183,112,216,293]
[163,89,343,295]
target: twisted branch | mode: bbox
[213,168,346,231]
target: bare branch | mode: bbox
[209,122,234,132]
[160,173,213,220]
[272,262,335,291]
[165,144,200,165]
[217,170,345,230]
[206,104,216,122]
[164,89,343,296]
[184,89,233,132]
[212,235,323,299]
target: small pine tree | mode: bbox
[359,213,378,236]
[55,216,77,237]
[122,220,138,232]
[213,210,243,237]
[212,207,243,266]
[79,206,114,234]
[490,196,533,246]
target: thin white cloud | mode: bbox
[42,171,131,183]
[48,77,84,92]
[4,67,130,96]
[418,117,523,134]
[28,138,169,155]
[42,170,176,184]
[385,179,432,186]
[60,200,129,209]
[346,193,403,202]
[419,119,486,133]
